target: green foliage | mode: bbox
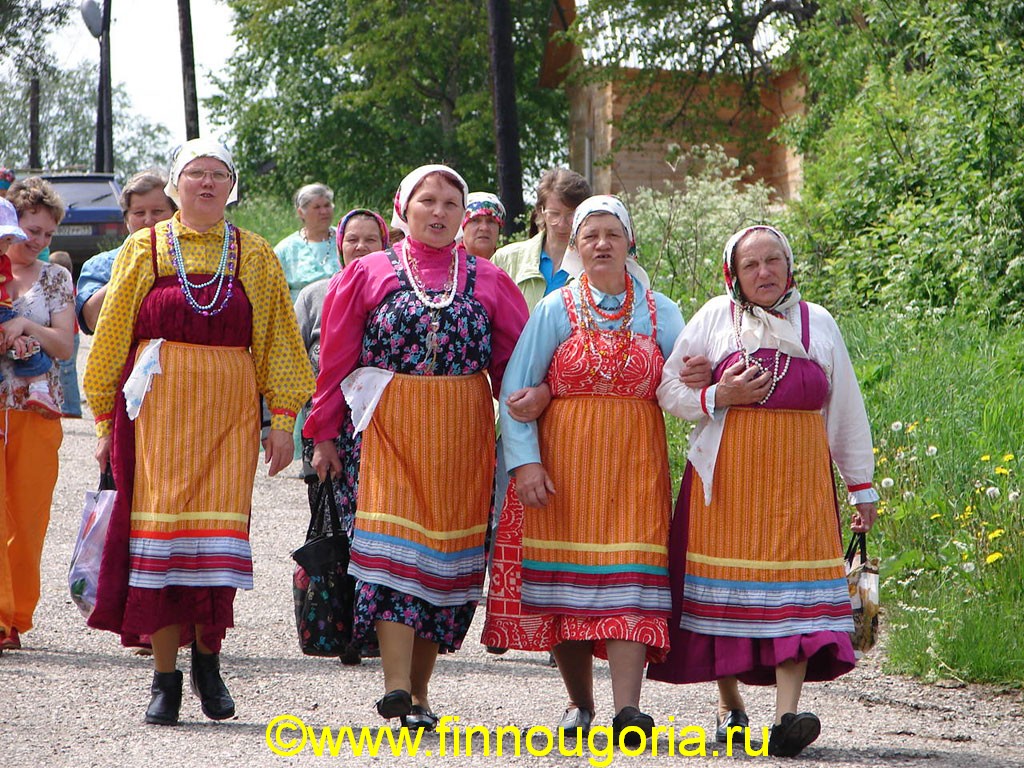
[0,62,172,177]
[212,0,566,210]
[785,1,1024,322]
[226,195,298,248]
[627,145,773,315]
[840,311,1024,684]
[0,0,72,75]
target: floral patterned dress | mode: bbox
[350,247,493,652]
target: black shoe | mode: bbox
[190,643,236,720]
[145,670,183,726]
[375,689,413,719]
[339,643,362,666]
[768,712,821,757]
[715,709,750,743]
[557,706,593,739]
[612,706,654,748]
[400,704,439,731]
[486,646,509,655]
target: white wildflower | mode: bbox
[926,445,938,456]
[903,491,915,501]
[891,421,903,432]
[1009,491,1020,503]
[986,486,1000,499]
[881,477,895,489]
[962,562,977,573]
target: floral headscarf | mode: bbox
[336,208,390,253]
[561,194,649,289]
[0,167,15,192]
[461,192,506,230]
[164,138,239,207]
[722,225,804,356]
[390,164,469,236]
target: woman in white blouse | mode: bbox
[648,225,878,758]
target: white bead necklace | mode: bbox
[732,302,793,404]
[400,239,459,310]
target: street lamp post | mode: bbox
[81,0,114,173]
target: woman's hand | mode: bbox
[312,439,342,482]
[851,502,877,532]
[95,434,112,469]
[1,316,28,345]
[714,360,773,407]
[514,462,555,507]
[506,384,552,423]
[262,428,294,477]
[679,354,712,390]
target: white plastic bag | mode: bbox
[845,533,880,652]
[69,473,116,619]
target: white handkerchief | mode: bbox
[122,338,164,421]
[341,366,395,434]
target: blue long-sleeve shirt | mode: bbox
[75,244,122,334]
[499,275,684,471]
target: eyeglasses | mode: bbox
[542,209,574,226]
[181,169,233,183]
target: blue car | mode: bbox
[44,173,127,273]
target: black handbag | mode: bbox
[291,479,356,657]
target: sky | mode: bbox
[52,0,236,140]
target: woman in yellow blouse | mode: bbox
[83,139,314,726]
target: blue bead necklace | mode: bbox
[167,220,238,316]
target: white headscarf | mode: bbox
[390,164,469,237]
[561,194,650,289]
[164,138,239,207]
[723,225,805,358]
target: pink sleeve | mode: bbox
[303,255,396,443]
[473,258,529,396]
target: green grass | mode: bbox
[226,195,299,248]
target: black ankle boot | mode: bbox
[145,670,183,725]
[190,642,235,720]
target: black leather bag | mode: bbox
[291,480,355,657]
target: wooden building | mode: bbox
[540,1,805,200]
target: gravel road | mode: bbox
[2,336,1022,767]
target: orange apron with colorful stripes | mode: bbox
[682,406,853,637]
[128,340,258,590]
[348,372,494,606]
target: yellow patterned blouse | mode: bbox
[83,213,314,438]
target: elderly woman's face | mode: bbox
[463,215,500,260]
[341,217,383,266]
[576,213,628,285]
[125,187,175,233]
[299,195,334,229]
[406,173,464,248]
[734,231,790,307]
[177,157,233,222]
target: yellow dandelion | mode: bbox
[988,529,1005,540]
[965,505,973,513]
[986,552,1004,564]
[878,456,888,464]
[996,466,1011,476]
[873,447,879,455]
[1004,453,1015,462]
[929,513,942,520]
[907,422,918,433]
[981,455,991,462]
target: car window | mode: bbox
[44,179,120,209]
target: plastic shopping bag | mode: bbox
[845,532,880,652]
[69,470,116,619]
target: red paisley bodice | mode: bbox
[547,286,664,399]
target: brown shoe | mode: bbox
[1,627,22,650]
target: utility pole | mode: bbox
[178,0,200,139]
[81,0,114,172]
[487,0,525,235]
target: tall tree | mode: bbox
[0,62,173,176]
[487,0,525,234]
[178,0,200,139]
[0,0,73,72]
[211,0,565,209]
